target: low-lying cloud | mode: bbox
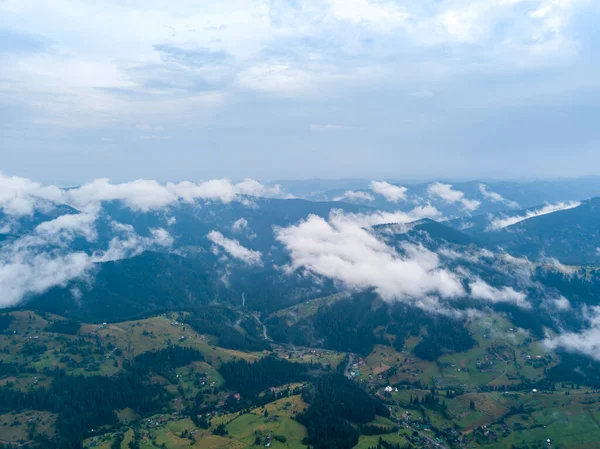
[275,211,530,313]
[370,181,408,203]
[544,306,600,361]
[0,173,285,216]
[0,219,173,307]
[478,184,519,208]
[427,182,481,212]
[488,201,581,230]
[35,212,98,243]
[334,190,375,202]
[469,278,531,308]
[275,213,464,303]
[333,206,441,228]
[0,172,64,217]
[207,231,263,266]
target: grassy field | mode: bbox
[0,410,56,441]
[3,308,600,449]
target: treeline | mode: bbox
[360,425,399,436]
[219,356,311,398]
[45,319,81,335]
[547,352,600,388]
[408,388,450,418]
[412,316,476,361]
[0,371,167,449]
[0,314,14,332]
[131,345,204,382]
[267,293,477,358]
[297,374,389,449]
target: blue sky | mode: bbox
[1,0,599,183]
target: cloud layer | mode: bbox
[0,173,285,216]
[275,210,531,313]
[488,201,581,230]
[1,0,598,181]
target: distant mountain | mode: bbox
[475,198,600,265]
[27,251,216,322]
[374,218,476,247]
[302,178,600,219]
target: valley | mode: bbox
[3,296,600,449]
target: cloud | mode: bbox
[331,206,442,228]
[0,173,287,215]
[0,172,64,216]
[370,181,408,203]
[232,217,248,232]
[427,182,481,211]
[478,184,519,208]
[333,190,375,202]
[553,296,571,311]
[35,213,98,242]
[275,212,464,305]
[469,278,530,308]
[0,0,590,133]
[0,245,93,308]
[207,230,263,265]
[544,306,600,360]
[0,217,173,307]
[91,224,174,263]
[488,201,581,230]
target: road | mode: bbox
[344,353,355,377]
[251,312,271,341]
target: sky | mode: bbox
[1,0,599,184]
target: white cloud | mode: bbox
[0,247,92,308]
[544,306,600,360]
[0,218,172,307]
[478,184,519,208]
[331,206,442,228]
[328,0,409,32]
[35,213,98,242]
[0,173,286,215]
[553,296,571,311]
[542,257,577,275]
[0,0,589,129]
[0,172,64,216]
[469,278,531,308]
[370,181,408,203]
[488,201,581,230]
[232,217,249,232]
[91,224,173,262]
[333,190,375,202]
[275,212,464,306]
[207,230,263,265]
[276,214,464,301]
[427,182,481,211]
[274,213,533,310]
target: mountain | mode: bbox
[456,198,600,265]
[26,252,217,322]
